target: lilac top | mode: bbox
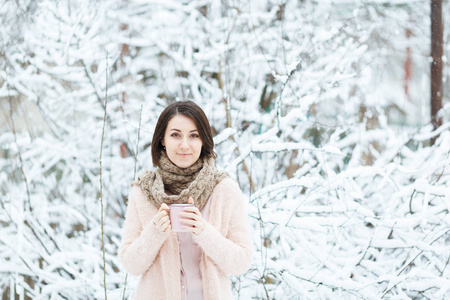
[177,196,212,300]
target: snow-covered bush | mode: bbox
[1,0,448,299]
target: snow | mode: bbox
[1,0,449,299]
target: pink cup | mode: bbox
[169,204,194,232]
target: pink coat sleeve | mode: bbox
[119,185,171,276]
[193,179,253,276]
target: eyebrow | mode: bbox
[169,129,198,133]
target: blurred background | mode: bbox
[1,0,449,299]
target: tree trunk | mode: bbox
[430,0,443,145]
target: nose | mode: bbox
[180,137,189,150]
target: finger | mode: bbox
[188,197,194,205]
[182,207,200,215]
[160,203,170,211]
[155,212,166,223]
[183,226,195,233]
[178,212,199,220]
[160,215,170,224]
[152,215,161,226]
[161,219,171,230]
[159,216,170,227]
[179,219,197,226]
[155,214,168,227]
[157,210,169,221]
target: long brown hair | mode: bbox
[151,101,216,168]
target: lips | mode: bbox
[178,153,191,157]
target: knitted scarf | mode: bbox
[131,152,228,210]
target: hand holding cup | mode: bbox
[177,197,206,235]
[169,203,195,232]
[152,203,171,232]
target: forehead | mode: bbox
[166,114,198,130]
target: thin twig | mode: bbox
[439,252,450,277]
[82,59,112,126]
[250,149,270,299]
[7,92,32,211]
[100,53,109,300]
[217,65,256,192]
[1,205,77,281]
[282,269,363,299]
[231,134,256,192]
[133,105,143,181]
[121,104,143,300]
[381,226,450,298]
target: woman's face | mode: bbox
[162,114,203,169]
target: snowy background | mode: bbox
[1,0,449,299]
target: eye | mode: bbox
[171,133,180,137]
[190,133,199,138]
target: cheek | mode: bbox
[165,137,177,147]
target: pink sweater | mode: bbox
[119,178,253,300]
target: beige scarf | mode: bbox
[131,152,228,210]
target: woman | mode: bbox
[119,101,253,300]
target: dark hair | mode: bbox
[151,100,216,168]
